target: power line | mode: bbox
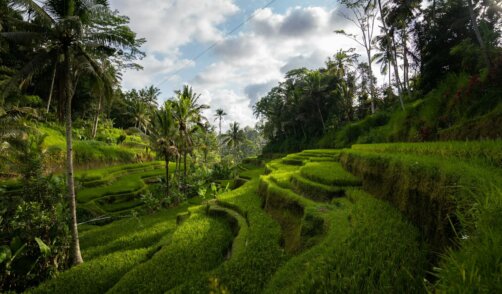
[156,0,279,88]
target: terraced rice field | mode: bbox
[75,162,168,215]
[30,141,502,292]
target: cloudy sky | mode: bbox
[109,0,358,131]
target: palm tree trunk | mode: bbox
[91,95,102,139]
[316,100,326,131]
[164,153,169,199]
[46,63,57,114]
[64,48,83,266]
[183,147,187,180]
[366,49,376,114]
[377,0,405,110]
[467,0,491,69]
[219,118,222,136]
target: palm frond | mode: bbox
[11,0,55,24]
[0,31,45,44]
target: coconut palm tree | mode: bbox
[302,71,327,131]
[1,0,143,265]
[172,85,209,182]
[149,101,177,200]
[222,122,245,160]
[214,108,227,136]
[129,99,150,133]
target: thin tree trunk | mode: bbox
[377,0,405,110]
[219,118,222,136]
[366,49,376,114]
[467,0,491,69]
[300,123,307,140]
[64,48,83,266]
[316,100,326,131]
[91,95,102,139]
[164,153,169,199]
[389,61,392,86]
[403,33,411,96]
[46,63,57,114]
[183,147,187,180]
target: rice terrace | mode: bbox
[0,0,501,293]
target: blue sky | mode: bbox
[109,0,357,130]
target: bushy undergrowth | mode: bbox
[322,72,502,148]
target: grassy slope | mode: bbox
[260,150,428,293]
[30,200,201,294]
[29,142,501,292]
[338,142,502,292]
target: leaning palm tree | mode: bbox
[1,0,143,265]
[149,101,177,200]
[214,108,227,136]
[221,122,246,161]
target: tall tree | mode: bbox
[214,108,227,136]
[149,101,177,200]
[2,0,144,265]
[172,85,209,182]
[336,0,378,113]
[221,121,246,160]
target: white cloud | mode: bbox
[191,5,357,130]
[111,0,239,54]
[110,1,361,131]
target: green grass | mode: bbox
[339,148,500,251]
[351,140,502,169]
[434,185,502,293]
[265,189,427,293]
[79,198,203,260]
[30,249,152,294]
[172,168,286,293]
[107,206,233,293]
[290,173,345,201]
[32,198,205,293]
[74,162,170,214]
[300,161,362,186]
[257,152,428,292]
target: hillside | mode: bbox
[27,141,501,293]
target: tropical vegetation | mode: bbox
[0,0,500,292]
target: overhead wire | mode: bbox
[155,0,279,88]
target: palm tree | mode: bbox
[222,122,245,160]
[149,101,177,200]
[172,85,209,182]
[90,59,119,139]
[2,0,143,265]
[214,108,227,136]
[302,71,327,131]
[129,99,150,133]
